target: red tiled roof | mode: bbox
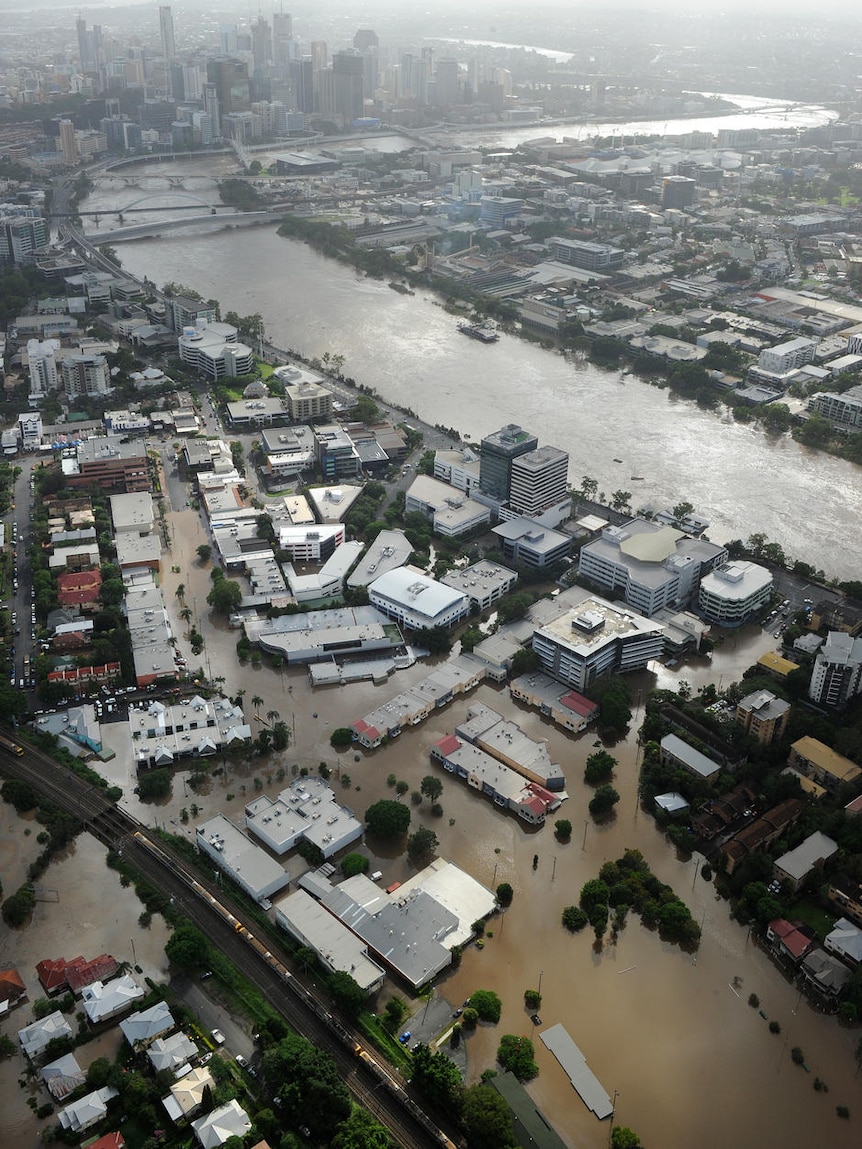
[560,690,598,717]
[36,957,73,993]
[0,968,25,1002]
[57,569,102,606]
[89,1134,125,1149]
[66,955,118,993]
[434,734,461,756]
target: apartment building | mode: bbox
[808,632,862,709]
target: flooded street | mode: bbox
[2,499,859,1148]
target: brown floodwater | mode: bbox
[0,825,171,1148]
[2,504,855,1148]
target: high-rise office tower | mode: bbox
[252,17,272,71]
[159,7,176,62]
[353,30,379,101]
[206,58,250,117]
[310,40,328,72]
[291,57,314,113]
[202,82,220,136]
[59,118,78,164]
[434,58,460,106]
[332,49,365,125]
[479,424,539,501]
[509,446,570,519]
[273,11,293,65]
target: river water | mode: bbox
[82,188,861,579]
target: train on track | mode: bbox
[131,831,458,1149]
[0,734,24,756]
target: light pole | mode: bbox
[608,1090,619,1145]
[537,969,543,999]
[582,820,589,850]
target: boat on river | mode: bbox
[458,320,500,343]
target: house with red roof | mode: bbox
[36,954,118,996]
[88,1134,124,1149]
[0,968,26,1011]
[57,569,102,609]
[766,918,815,964]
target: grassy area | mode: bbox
[358,1011,413,1073]
[788,898,835,941]
[258,361,274,378]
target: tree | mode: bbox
[407,826,438,864]
[196,544,212,562]
[468,989,502,1023]
[341,853,369,878]
[584,750,616,785]
[579,879,610,911]
[461,1084,517,1149]
[263,1034,351,1140]
[272,721,290,752]
[331,1109,396,1149]
[328,971,366,1017]
[562,905,588,932]
[420,775,443,802]
[611,489,632,512]
[496,882,514,907]
[497,592,534,623]
[554,819,572,842]
[580,476,598,501]
[510,647,541,676]
[410,1043,463,1112]
[383,997,407,1033]
[137,769,172,801]
[611,1127,642,1149]
[365,799,411,838]
[589,785,620,818]
[414,626,452,654]
[165,924,211,971]
[251,694,264,715]
[497,1034,538,1081]
[207,576,242,614]
[331,727,353,749]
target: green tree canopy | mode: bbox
[165,924,211,971]
[331,1108,396,1149]
[407,826,439,864]
[365,799,411,838]
[206,575,243,614]
[461,1084,517,1149]
[584,750,616,785]
[328,970,366,1016]
[468,989,502,1023]
[420,775,443,802]
[496,1034,538,1081]
[410,1043,464,1112]
[262,1033,351,1141]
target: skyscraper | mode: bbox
[206,58,250,117]
[252,17,272,71]
[273,12,293,65]
[59,118,78,165]
[434,58,460,106]
[479,424,538,501]
[332,49,365,125]
[159,7,176,63]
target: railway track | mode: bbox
[0,734,458,1149]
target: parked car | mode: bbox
[398,1031,412,1045]
[235,1054,248,1069]
[211,1029,226,1045]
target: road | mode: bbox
[0,737,457,1149]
